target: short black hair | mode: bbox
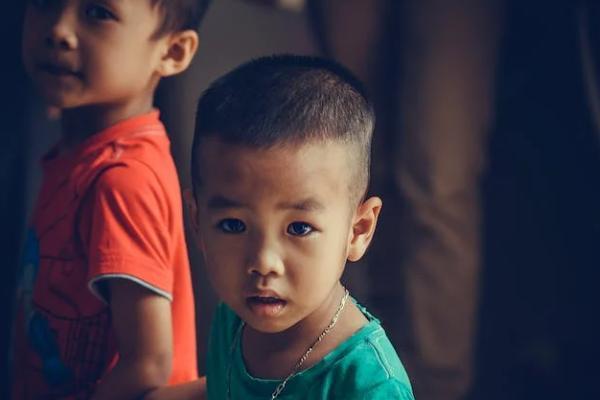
[191,54,375,203]
[151,0,212,36]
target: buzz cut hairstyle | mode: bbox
[191,54,376,204]
[151,0,212,36]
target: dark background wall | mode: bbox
[1,5,27,399]
[477,2,600,397]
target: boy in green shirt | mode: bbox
[186,55,415,399]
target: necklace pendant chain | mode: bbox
[270,287,349,400]
[227,287,350,400]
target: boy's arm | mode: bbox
[91,279,173,400]
[143,376,206,400]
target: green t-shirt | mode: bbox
[206,302,415,400]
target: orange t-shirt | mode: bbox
[12,111,197,399]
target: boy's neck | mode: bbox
[59,96,155,149]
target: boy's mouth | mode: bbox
[38,62,81,78]
[246,295,287,317]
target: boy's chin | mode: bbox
[38,94,76,114]
[33,83,81,111]
[239,311,296,335]
[244,320,292,335]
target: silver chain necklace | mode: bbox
[226,288,350,400]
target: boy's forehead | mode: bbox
[197,136,351,170]
[117,0,166,23]
[195,137,354,198]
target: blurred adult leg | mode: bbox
[307,0,385,81]
[390,1,502,398]
[309,1,502,398]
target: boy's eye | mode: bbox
[287,222,314,237]
[217,218,246,234]
[85,4,117,21]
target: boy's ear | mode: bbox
[346,196,382,262]
[183,188,200,233]
[184,188,207,254]
[157,30,199,77]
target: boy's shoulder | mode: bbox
[70,111,177,196]
[90,111,173,169]
[318,303,414,399]
[209,302,242,349]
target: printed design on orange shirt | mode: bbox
[17,188,112,396]
[19,229,72,387]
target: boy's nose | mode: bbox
[246,237,285,278]
[45,10,78,50]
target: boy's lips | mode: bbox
[38,62,82,78]
[245,290,287,318]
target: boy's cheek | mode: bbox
[195,233,209,255]
[205,257,236,291]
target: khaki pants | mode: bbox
[309,1,502,398]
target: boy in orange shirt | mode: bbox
[12,1,211,399]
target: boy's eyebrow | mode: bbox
[206,196,325,212]
[277,198,325,212]
[207,195,245,209]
